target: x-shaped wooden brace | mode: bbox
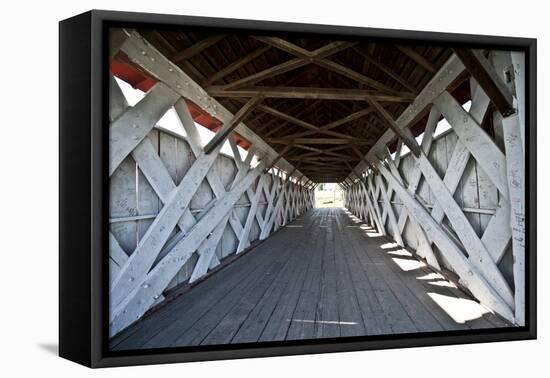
[110,77,205,300]
[110,156,268,336]
[374,160,514,322]
[283,175,303,225]
[110,94,228,309]
[251,36,413,97]
[109,79,180,176]
[109,77,265,310]
[219,39,356,90]
[110,98,281,336]
[361,82,515,316]
[174,100,263,282]
[258,170,284,240]
[260,169,298,238]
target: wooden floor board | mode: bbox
[165,234,294,347]
[111,207,511,351]
[342,218,418,333]
[257,216,319,342]
[140,230,291,348]
[333,212,368,337]
[285,213,326,340]
[315,210,340,338]
[233,216,318,343]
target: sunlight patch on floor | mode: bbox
[417,272,445,280]
[387,249,413,257]
[391,257,426,271]
[364,231,383,237]
[342,207,494,326]
[428,292,489,323]
[358,224,383,237]
[428,280,458,288]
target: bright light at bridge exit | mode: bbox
[314,183,344,208]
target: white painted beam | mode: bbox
[110,159,267,336]
[109,82,179,176]
[503,113,526,326]
[120,30,308,181]
[376,162,513,322]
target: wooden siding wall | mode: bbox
[109,123,314,335]
[346,128,514,283]
[343,50,526,326]
[109,130,310,290]
[404,130,512,285]
[108,30,317,337]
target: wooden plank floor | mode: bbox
[111,208,510,350]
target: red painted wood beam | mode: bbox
[110,53,251,149]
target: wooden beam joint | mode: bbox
[452,48,515,116]
[203,95,263,154]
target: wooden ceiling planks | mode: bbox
[137,27,451,182]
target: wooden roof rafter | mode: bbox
[213,40,356,90]
[137,27,453,182]
[253,36,414,97]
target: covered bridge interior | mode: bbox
[108,27,526,349]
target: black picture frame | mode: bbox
[59,9,537,368]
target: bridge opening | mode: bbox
[314,183,344,208]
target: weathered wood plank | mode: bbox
[172,35,226,63]
[384,155,440,270]
[233,221,315,343]
[109,232,128,285]
[375,162,514,322]
[236,175,268,253]
[286,213,326,340]
[258,215,318,342]
[315,212,340,338]
[110,161,266,336]
[109,75,129,121]
[120,30,305,179]
[336,219,393,335]
[202,45,271,86]
[112,208,511,350]
[200,249,294,345]
[351,54,465,175]
[110,139,224,310]
[397,45,437,73]
[132,138,197,233]
[452,48,514,116]
[175,99,248,242]
[207,86,415,102]
[415,151,513,307]
[188,213,229,283]
[502,113,526,326]
[434,91,509,199]
[109,82,179,176]
[376,175,404,247]
[203,95,263,154]
[177,230,296,346]
[347,221,417,333]
[118,229,280,349]
[332,213,371,336]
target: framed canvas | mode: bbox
[59,9,537,368]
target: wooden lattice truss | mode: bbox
[109,31,315,336]
[343,51,525,326]
[109,28,526,335]
[117,27,453,183]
